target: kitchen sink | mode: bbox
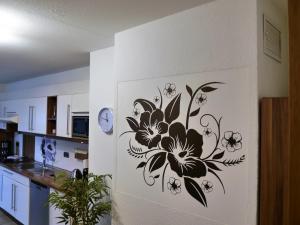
[17,163,41,170]
[16,162,56,178]
[27,167,56,177]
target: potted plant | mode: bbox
[49,173,111,225]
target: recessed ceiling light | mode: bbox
[0,7,28,44]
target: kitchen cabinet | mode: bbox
[0,168,30,225]
[2,175,14,214]
[14,179,30,224]
[2,99,21,116]
[18,97,47,134]
[0,167,4,208]
[71,93,89,113]
[57,95,72,138]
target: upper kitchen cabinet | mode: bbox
[71,93,89,113]
[56,95,72,138]
[1,99,22,116]
[18,97,47,135]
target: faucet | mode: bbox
[42,155,47,169]
[41,139,47,170]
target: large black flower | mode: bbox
[161,123,207,178]
[135,109,168,149]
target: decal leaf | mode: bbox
[212,151,225,160]
[190,108,200,117]
[164,94,181,124]
[186,85,193,97]
[205,162,222,171]
[149,152,167,173]
[136,162,147,169]
[134,99,156,112]
[201,86,218,93]
[184,177,207,207]
[222,155,246,167]
[126,117,139,132]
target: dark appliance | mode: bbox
[71,168,83,179]
[0,140,12,161]
[29,181,49,225]
[72,115,89,138]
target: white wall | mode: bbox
[0,67,89,100]
[89,47,114,175]
[257,0,289,97]
[34,136,88,171]
[111,0,258,225]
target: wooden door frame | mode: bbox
[288,0,300,224]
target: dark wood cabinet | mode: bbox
[260,98,289,225]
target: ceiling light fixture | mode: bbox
[0,7,28,44]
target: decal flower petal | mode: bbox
[203,127,212,137]
[133,108,140,117]
[163,83,176,98]
[161,122,206,178]
[167,177,181,195]
[195,93,207,106]
[221,131,242,152]
[153,96,160,104]
[201,180,213,193]
[135,109,168,149]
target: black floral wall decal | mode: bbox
[133,108,140,117]
[167,177,181,195]
[221,131,242,152]
[201,180,214,193]
[163,83,176,98]
[120,81,246,207]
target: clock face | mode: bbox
[98,108,113,134]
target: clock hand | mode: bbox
[101,116,108,122]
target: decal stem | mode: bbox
[161,163,169,192]
[185,82,223,129]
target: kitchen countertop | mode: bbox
[0,160,71,191]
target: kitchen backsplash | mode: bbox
[34,136,88,171]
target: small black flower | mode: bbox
[201,180,213,193]
[133,108,140,117]
[195,93,207,105]
[167,177,181,195]
[135,109,168,149]
[163,83,176,98]
[203,127,212,137]
[153,96,160,104]
[221,131,242,152]
[161,123,207,178]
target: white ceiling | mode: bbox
[0,0,211,83]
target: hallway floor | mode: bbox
[0,211,17,225]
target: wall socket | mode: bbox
[63,152,69,158]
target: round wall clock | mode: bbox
[98,107,113,134]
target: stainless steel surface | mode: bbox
[67,104,70,135]
[13,184,16,212]
[15,162,56,178]
[31,106,34,131]
[28,106,31,130]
